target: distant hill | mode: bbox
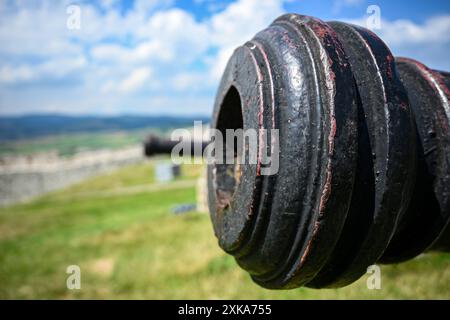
[0,114,210,141]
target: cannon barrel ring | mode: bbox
[207,14,450,289]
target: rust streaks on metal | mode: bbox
[207,14,450,289]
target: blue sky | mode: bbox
[0,0,449,116]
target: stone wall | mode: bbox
[0,146,144,206]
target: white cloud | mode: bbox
[0,65,34,84]
[210,0,283,48]
[0,56,86,84]
[378,15,450,45]
[172,72,209,92]
[71,0,285,94]
[79,0,284,85]
[0,2,81,57]
[207,0,284,80]
[136,8,210,63]
[345,14,450,70]
[118,67,152,94]
[0,0,448,116]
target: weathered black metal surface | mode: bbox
[307,22,416,288]
[379,58,450,262]
[209,13,358,289]
[208,13,450,289]
[421,70,450,253]
[432,221,450,252]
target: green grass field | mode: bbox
[0,161,449,299]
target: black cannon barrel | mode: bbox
[143,134,208,157]
[207,14,450,289]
